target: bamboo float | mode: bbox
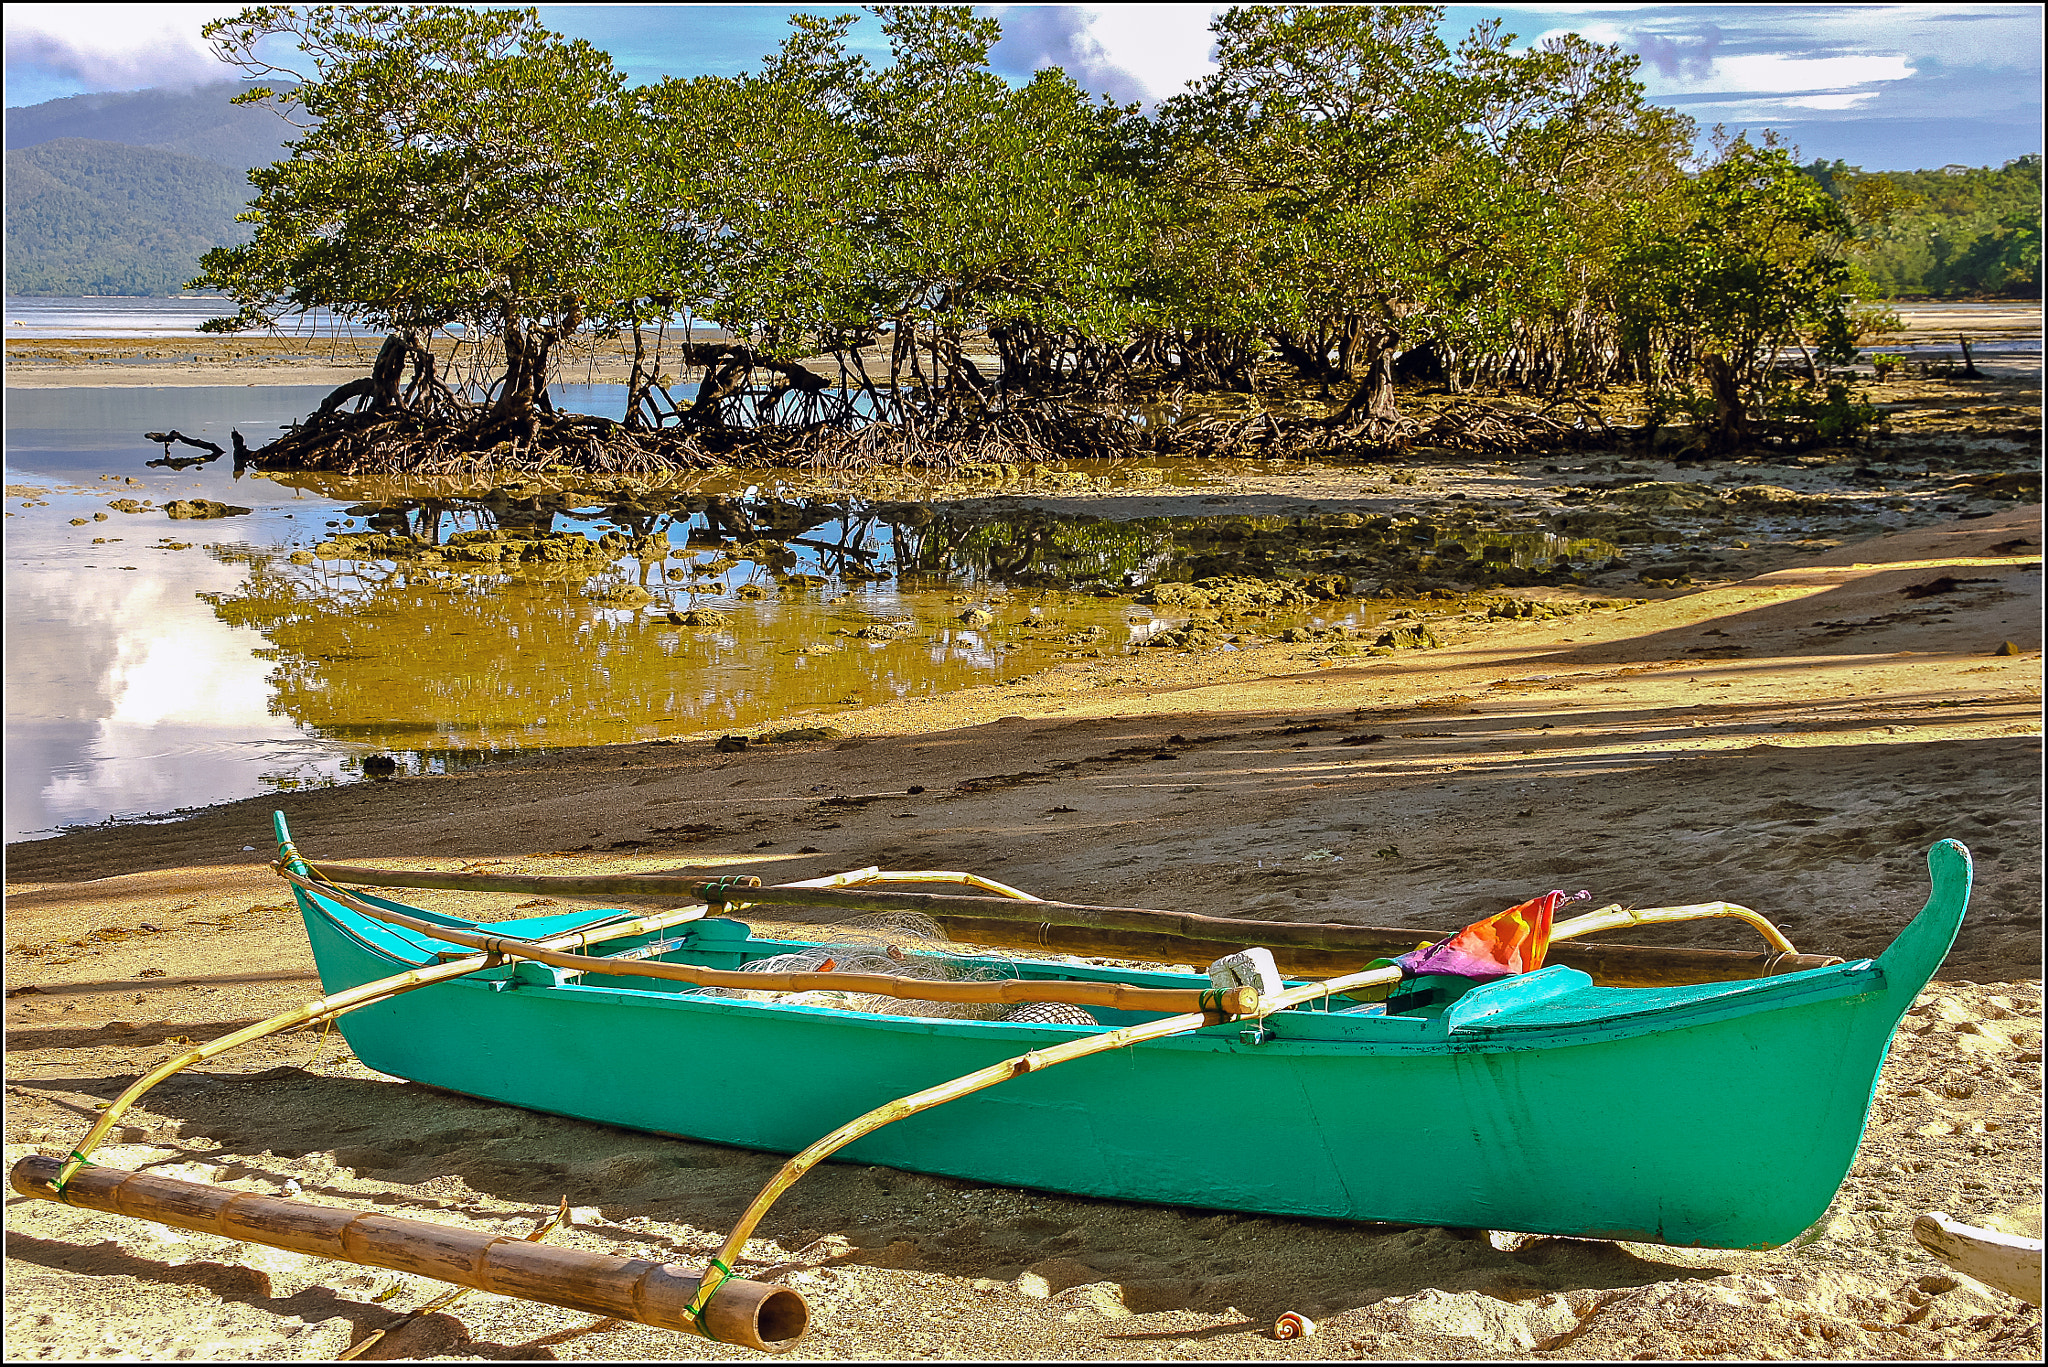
[274,866,1260,1017]
[682,897,1799,1326]
[304,861,1835,988]
[9,1157,806,1352]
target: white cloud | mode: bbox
[1078,4,1222,101]
[1781,91,1882,111]
[1704,53,1913,94]
[991,3,1222,103]
[4,3,242,92]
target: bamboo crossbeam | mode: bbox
[277,866,1259,1017]
[687,998,1236,1327]
[10,1157,806,1352]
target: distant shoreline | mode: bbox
[5,302,2037,391]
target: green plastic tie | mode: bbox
[683,1257,733,1342]
[52,1150,98,1196]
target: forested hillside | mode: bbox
[1806,155,2042,297]
[5,139,254,296]
[4,79,292,170]
[4,80,284,296]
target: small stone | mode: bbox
[959,607,995,628]
[1993,641,2021,656]
[715,735,749,753]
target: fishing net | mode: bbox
[695,910,1098,1024]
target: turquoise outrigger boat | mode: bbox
[279,825,1970,1252]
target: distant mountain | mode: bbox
[4,79,296,171]
[4,80,292,296]
[5,139,254,296]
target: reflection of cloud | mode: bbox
[4,3,243,92]
[3,553,301,840]
[990,4,1222,103]
[107,621,273,727]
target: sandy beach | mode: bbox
[4,336,2042,1360]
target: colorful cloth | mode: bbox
[1395,890,1588,981]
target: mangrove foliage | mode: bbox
[194,4,1916,473]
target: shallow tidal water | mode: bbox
[8,384,1595,842]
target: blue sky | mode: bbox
[5,3,2040,170]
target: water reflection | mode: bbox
[187,489,1604,780]
[6,383,1609,841]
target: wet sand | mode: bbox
[5,497,2041,1359]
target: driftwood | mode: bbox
[143,429,226,470]
[1913,1212,2043,1305]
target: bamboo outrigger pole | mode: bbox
[19,827,1809,1355]
[304,860,1839,987]
[676,897,1805,1328]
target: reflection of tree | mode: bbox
[888,511,1169,587]
[202,551,730,748]
[195,536,1129,757]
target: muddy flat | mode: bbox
[6,496,2040,1360]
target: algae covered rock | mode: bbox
[852,620,917,640]
[163,499,251,520]
[1727,484,1831,514]
[1143,616,1234,650]
[1144,574,1340,612]
[1373,620,1443,650]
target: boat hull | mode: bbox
[289,842,1971,1250]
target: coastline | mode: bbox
[5,296,2042,1358]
